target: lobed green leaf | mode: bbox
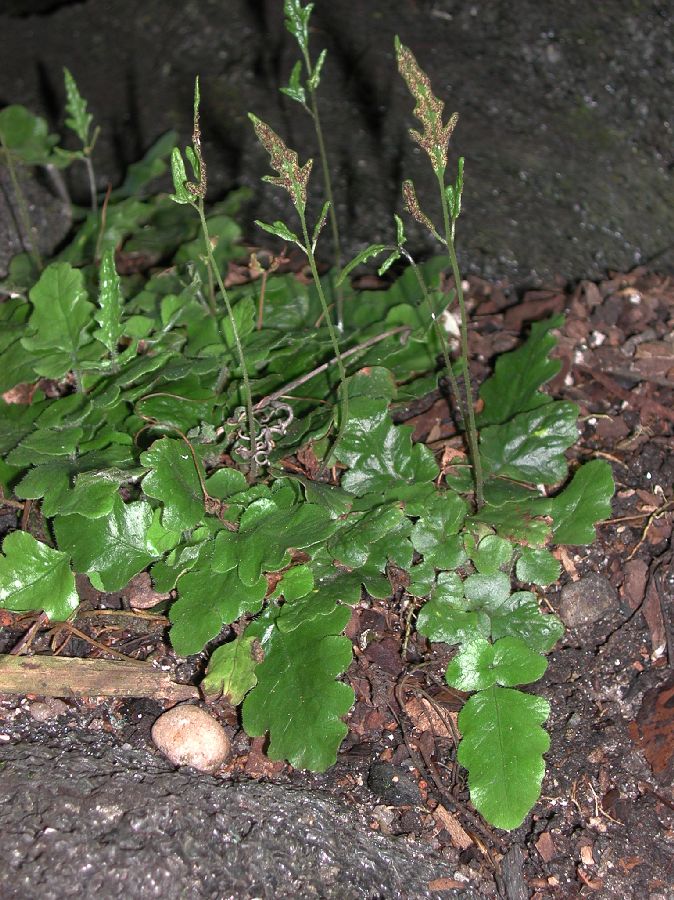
[242,601,354,771]
[334,398,438,496]
[141,437,205,531]
[0,531,78,621]
[479,401,578,484]
[54,496,172,592]
[202,635,258,704]
[22,263,96,379]
[445,636,548,691]
[458,686,550,830]
[477,316,565,428]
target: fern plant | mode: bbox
[0,34,614,832]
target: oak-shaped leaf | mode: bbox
[22,262,96,378]
[169,555,266,656]
[212,497,337,586]
[515,547,560,586]
[54,496,175,591]
[457,686,550,830]
[477,316,565,428]
[479,401,578,484]
[0,531,78,621]
[544,460,614,545]
[411,492,468,569]
[141,437,205,531]
[416,571,490,646]
[202,635,258,705]
[242,600,354,771]
[334,398,438,496]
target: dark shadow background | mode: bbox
[1,0,673,284]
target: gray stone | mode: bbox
[0,728,480,899]
[559,572,618,627]
[0,166,71,279]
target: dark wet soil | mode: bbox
[1,267,673,899]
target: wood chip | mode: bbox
[126,571,171,609]
[643,573,668,659]
[622,558,648,610]
[629,673,674,779]
[535,831,557,862]
[433,804,473,850]
[405,696,457,738]
[580,844,595,866]
[427,877,465,891]
[554,545,579,579]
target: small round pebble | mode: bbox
[151,704,230,773]
[28,699,68,722]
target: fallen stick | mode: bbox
[0,654,199,702]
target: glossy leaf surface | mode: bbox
[0,531,78,621]
[202,635,259,705]
[22,263,96,378]
[334,398,438,496]
[458,686,550,830]
[141,437,205,531]
[54,497,172,591]
[445,636,548,691]
[243,600,354,771]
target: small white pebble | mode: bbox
[152,704,231,773]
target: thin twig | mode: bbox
[50,621,137,662]
[9,612,48,655]
[254,326,408,412]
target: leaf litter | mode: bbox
[1,267,672,897]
